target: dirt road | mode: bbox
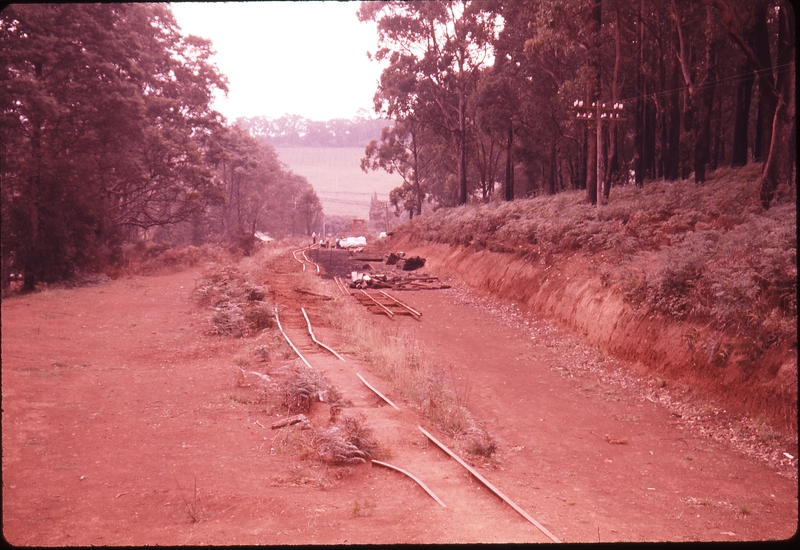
[2,248,796,544]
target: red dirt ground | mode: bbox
[2,246,797,544]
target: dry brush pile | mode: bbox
[193,255,379,471]
[193,264,274,337]
[256,363,379,466]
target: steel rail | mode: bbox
[377,290,422,319]
[274,312,315,370]
[418,426,561,543]
[333,276,351,296]
[358,289,394,318]
[356,373,400,410]
[301,307,346,361]
[301,249,320,273]
[371,460,447,508]
[291,248,306,271]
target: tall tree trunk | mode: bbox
[457,89,468,205]
[732,32,754,166]
[759,1,795,208]
[752,3,775,163]
[586,91,597,200]
[412,139,423,217]
[634,0,645,187]
[710,89,723,170]
[23,60,44,292]
[603,6,622,199]
[586,0,602,205]
[658,29,668,180]
[505,122,514,200]
[672,0,698,181]
[634,94,645,186]
[666,48,681,180]
[645,94,657,179]
[693,5,716,183]
[579,123,588,189]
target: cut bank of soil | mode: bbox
[2,247,797,544]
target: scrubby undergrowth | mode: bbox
[393,164,797,433]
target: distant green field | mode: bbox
[275,147,401,218]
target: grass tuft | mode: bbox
[327,295,496,458]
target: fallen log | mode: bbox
[293,288,332,300]
[271,414,308,429]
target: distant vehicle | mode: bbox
[337,236,367,249]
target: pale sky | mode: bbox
[169,1,383,122]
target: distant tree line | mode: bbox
[359,0,795,218]
[1,4,322,292]
[237,114,393,148]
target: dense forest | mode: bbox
[1,2,795,290]
[358,0,795,219]
[0,4,323,292]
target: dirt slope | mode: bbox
[391,237,797,435]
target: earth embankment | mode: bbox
[389,238,797,434]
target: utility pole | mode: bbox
[573,100,625,208]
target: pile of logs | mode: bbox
[335,273,450,292]
[351,251,426,272]
[385,252,425,271]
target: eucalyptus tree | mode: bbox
[712,0,795,208]
[362,121,424,218]
[1,3,227,290]
[294,188,323,237]
[359,0,500,205]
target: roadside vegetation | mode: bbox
[1,4,323,294]
[398,164,796,371]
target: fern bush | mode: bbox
[399,165,796,352]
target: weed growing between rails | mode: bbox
[175,476,207,524]
[189,244,383,488]
[253,245,498,459]
[324,293,496,460]
[191,243,308,337]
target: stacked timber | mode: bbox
[346,272,450,291]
